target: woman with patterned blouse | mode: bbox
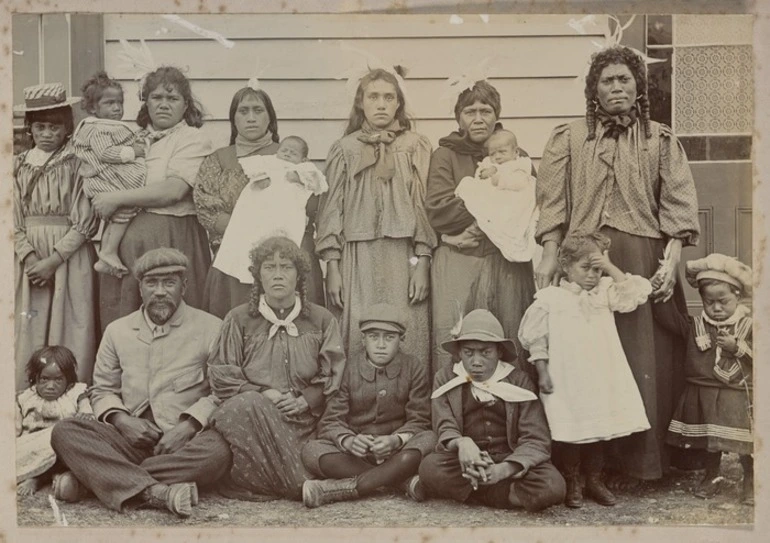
[535,46,700,486]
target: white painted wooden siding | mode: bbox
[103,14,606,163]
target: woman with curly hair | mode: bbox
[535,46,700,486]
[209,236,346,500]
[94,66,213,329]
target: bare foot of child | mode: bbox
[94,255,128,278]
[17,478,38,497]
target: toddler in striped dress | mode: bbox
[72,72,147,277]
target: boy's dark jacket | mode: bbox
[431,364,552,476]
[317,351,431,443]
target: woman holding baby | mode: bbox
[194,84,325,318]
[425,80,538,376]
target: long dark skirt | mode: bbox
[601,227,688,480]
[212,391,316,500]
[99,212,211,330]
[431,243,536,378]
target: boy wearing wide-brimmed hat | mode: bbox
[666,254,754,504]
[301,303,436,507]
[417,309,566,512]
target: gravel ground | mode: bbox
[16,454,753,528]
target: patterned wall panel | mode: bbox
[674,45,753,135]
[674,15,753,46]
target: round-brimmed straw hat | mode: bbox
[13,83,81,113]
[441,309,518,362]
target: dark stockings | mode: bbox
[559,441,606,475]
[317,450,422,497]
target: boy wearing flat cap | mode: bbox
[418,309,565,512]
[665,254,754,505]
[51,248,231,518]
[301,302,436,508]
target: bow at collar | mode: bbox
[596,105,638,139]
[258,294,301,339]
[354,120,404,181]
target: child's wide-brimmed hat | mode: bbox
[13,83,81,113]
[441,309,518,362]
[133,247,189,281]
[686,253,752,296]
[359,303,406,335]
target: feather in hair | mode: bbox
[116,39,158,101]
[570,15,666,90]
[335,41,412,115]
[440,57,495,113]
[449,299,464,338]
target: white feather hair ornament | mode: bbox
[449,299,465,338]
[116,39,158,101]
[246,61,272,92]
[440,56,496,114]
[335,41,412,115]
[569,15,666,89]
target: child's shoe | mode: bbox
[693,474,724,499]
[302,478,358,508]
[584,474,617,506]
[139,483,193,517]
[403,475,426,502]
[563,473,583,508]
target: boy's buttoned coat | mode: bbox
[431,364,551,476]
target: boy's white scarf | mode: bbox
[259,294,301,339]
[431,361,537,403]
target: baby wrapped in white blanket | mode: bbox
[214,136,328,283]
[455,129,539,263]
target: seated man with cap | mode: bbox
[417,309,565,512]
[300,302,436,508]
[51,248,231,518]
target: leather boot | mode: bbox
[584,474,617,506]
[563,473,583,508]
[302,478,359,508]
[139,483,193,517]
[582,445,616,506]
[401,475,427,502]
[558,443,583,508]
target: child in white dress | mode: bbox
[214,136,328,284]
[16,346,93,496]
[518,231,651,508]
[72,72,147,278]
[453,129,538,262]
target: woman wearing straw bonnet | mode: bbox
[535,39,700,487]
[94,47,213,328]
[13,83,99,389]
[316,58,437,365]
[194,78,326,318]
[425,72,537,377]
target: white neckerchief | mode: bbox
[700,304,751,364]
[259,294,301,339]
[431,361,537,403]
